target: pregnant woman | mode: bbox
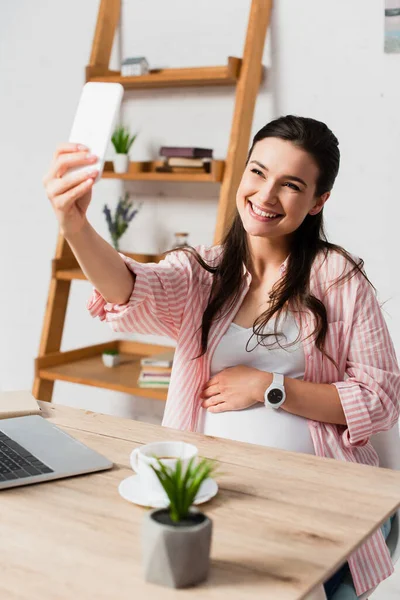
[43,115,400,599]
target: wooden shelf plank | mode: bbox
[56,268,86,281]
[54,253,160,281]
[36,340,172,401]
[86,57,241,89]
[102,160,224,182]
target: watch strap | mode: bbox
[272,372,284,387]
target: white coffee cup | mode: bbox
[130,441,198,501]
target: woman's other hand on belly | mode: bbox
[200,366,272,413]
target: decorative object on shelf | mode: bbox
[160,147,213,159]
[103,192,142,251]
[142,455,217,588]
[111,125,138,173]
[156,146,213,174]
[102,349,120,368]
[121,56,149,76]
[137,366,171,389]
[385,1,400,52]
[173,232,189,248]
[137,349,174,389]
[141,350,174,367]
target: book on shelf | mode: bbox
[139,365,172,374]
[155,157,211,174]
[138,362,171,388]
[167,157,209,168]
[155,165,211,174]
[159,146,213,159]
[137,367,171,388]
[137,375,169,389]
[140,350,174,368]
[140,370,171,380]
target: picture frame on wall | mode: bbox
[385,0,400,52]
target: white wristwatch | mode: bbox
[264,373,286,409]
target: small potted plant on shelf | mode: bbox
[103,192,142,251]
[102,348,120,368]
[111,125,138,173]
[142,457,216,589]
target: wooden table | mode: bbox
[1,403,400,600]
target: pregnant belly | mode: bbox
[200,404,315,455]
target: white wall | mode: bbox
[0,0,399,422]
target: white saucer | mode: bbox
[118,474,218,508]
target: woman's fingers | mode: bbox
[47,167,98,200]
[53,143,89,160]
[201,383,220,399]
[52,177,95,213]
[43,143,97,235]
[207,403,227,413]
[44,145,96,184]
[43,144,85,185]
[48,151,97,181]
[201,393,222,408]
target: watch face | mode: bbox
[267,388,284,405]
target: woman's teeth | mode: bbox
[250,202,281,219]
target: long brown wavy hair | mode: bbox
[167,116,374,365]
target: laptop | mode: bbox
[0,415,113,490]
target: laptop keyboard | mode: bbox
[0,431,53,482]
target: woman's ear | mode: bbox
[309,191,330,215]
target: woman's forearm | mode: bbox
[64,219,135,304]
[254,371,346,425]
[281,376,346,425]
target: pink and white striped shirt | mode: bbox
[87,245,400,595]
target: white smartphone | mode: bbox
[67,82,124,183]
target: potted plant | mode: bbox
[102,348,120,368]
[111,125,137,173]
[142,457,216,588]
[103,192,142,251]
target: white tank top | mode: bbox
[198,312,315,454]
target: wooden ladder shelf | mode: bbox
[33,0,273,402]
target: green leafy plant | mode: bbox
[102,349,119,356]
[111,125,137,154]
[151,457,217,523]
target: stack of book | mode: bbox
[156,147,213,174]
[137,350,174,389]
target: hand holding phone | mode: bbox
[67,82,124,182]
[43,83,124,237]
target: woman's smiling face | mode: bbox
[236,137,329,241]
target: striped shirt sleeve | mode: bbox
[332,271,400,447]
[86,250,193,340]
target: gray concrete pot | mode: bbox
[142,508,212,588]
